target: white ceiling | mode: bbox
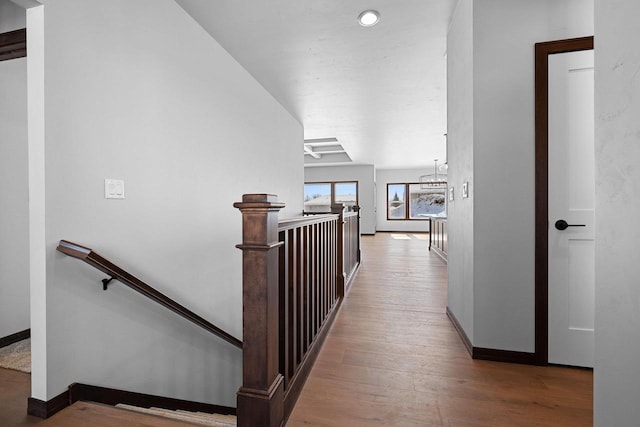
[175,0,456,169]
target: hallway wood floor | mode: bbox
[286,232,592,426]
[0,232,592,426]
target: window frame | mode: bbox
[387,183,408,220]
[304,180,359,213]
[386,182,447,221]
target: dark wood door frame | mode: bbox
[534,36,594,365]
[0,28,26,61]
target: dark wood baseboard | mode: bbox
[27,382,236,419]
[0,328,30,349]
[473,347,537,365]
[446,306,472,356]
[446,307,536,365]
[68,383,236,416]
[27,390,70,419]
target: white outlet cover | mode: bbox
[105,179,125,199]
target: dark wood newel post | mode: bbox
[234,194,285,427]
[331,204,345,298]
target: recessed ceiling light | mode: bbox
[358,10,380,27]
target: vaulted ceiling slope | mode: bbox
[176,0,456,169]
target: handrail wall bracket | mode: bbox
[102,276,116,291]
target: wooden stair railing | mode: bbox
[234,195,361,427]
[56,240,242,349]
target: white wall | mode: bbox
[447,0,593,352]
[0,0,24,32]
[446,0,474,342]
[304,165,375,234]
[375,167,436,233]
[473,0,593,352]
[30,0,302,405]
[594,0,640,424]
[0,1,29,339]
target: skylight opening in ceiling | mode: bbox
[304,138,352,165]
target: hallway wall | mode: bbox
[0,0,24,32]
[0,0,29,339]
[446,0,474,343]
[447,0,593,352]
[473,0,593,352]
[594,0,640,423]
[28,0,302,405]
[375,167,433,232]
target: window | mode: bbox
[387,184,406,219]
[387,182,447,220]
[304,181,358,213]
[334,182,357,208]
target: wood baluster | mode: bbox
[354,205,361,265]
[286,229,295,384]
[303,225,310,352]
[310,224,316,341]
[298,228,303,368]
[278,230,287,389]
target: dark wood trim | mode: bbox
[446,306,472,357]
[68,383,235,415]
[534,36,594,366]
[339,206,361,290]
[0,28,26,61]
[279,213,339,232]
[447,307,537,365]
[234,194,286,427]
[428,218,448,263]
[304,180,359,209]
[27,390,70,419]
[0,329,30,349]
[386,182,447,221]
[56,240,242,349]
[332,205,346,297]
[473,348,537,365]
[353,206,361,265]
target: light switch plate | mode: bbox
[105,179,125,199]
[449,187,454,201]
[462,181,469,198]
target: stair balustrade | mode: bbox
[234,195,360,427]
[53,194,361,426]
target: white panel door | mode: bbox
[548,50,594,368]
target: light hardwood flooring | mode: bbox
[0,232,592,426]
[286,232,592,426]
[0,367,200,426]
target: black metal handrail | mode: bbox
[57,240,242,349]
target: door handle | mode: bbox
[554,219,586,231]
